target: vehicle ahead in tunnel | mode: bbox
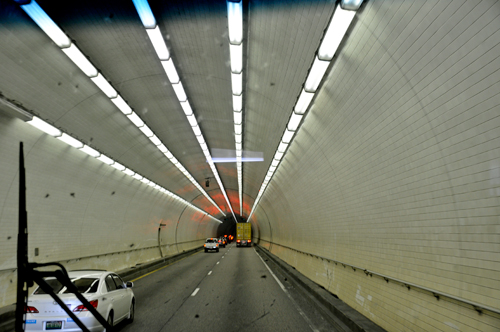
[236,223,251,247]
[24,270,135,331]
[204,238,220,252]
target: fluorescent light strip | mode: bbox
[146,26,170,60]
[248,3,360,221]
[61,44,98,77]
[20,0,71,48]
[227,1,243,44]
[227,0,244,217]
[27,116,61,137]
[21,1,224,220]
[133,1,234,220]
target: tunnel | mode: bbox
[0,0,499,331]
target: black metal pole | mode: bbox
[15,142,28,332]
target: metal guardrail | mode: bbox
[260,240,500,316]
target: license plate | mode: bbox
[46,321,63,330]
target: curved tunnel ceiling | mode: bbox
[0,0,342,221]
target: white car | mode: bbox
[24,270,135,331]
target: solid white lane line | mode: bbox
[254,249,320,332]
[208,271,212,275]
[191,288,200,296]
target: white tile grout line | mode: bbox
[254,249,320,332]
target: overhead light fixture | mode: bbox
[20,0,71,48]
[149,135,162,146]
[340,0,364,11]
[304,57,330,92]
[123,168,135,176]
[186,114,197,127]
[230,44,243,73]
[180,101,193,116]
[57,133,83,148]
[111,95,133,115]
[27,116,61,137]
[161,59,180,84]
[294,90,315,114]
[287,113,303,131]
[146,26,170,60]
[172,83,187,102]
[318,6,356,60]
[234,110,242,124]
[79,145,100,158]
[132,0,157,28]
[61,44,98,77]
[235,123,242,135]
[231,72,243,95]
[111,162,125,171]
[127,112,145,127]
[139,124,154,137]
[233,94,242,111]
[91,74,118,98]
[192,125,202,136]
[97,154,114,165]
[282,129,294,144]
[227,1,243,44]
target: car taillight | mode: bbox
[248,240,251,242]
[216,244,219,247]
[204,244,206,247]
[237,240,240,243]
[73,300,98,312]
[25,305,39,313]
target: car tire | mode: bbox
[127,301,135,323]
[104,312,113,332]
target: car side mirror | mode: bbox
[126,281,134,288]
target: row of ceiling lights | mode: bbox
[227,0,244,216]
[23,113,221,223]
[248,0,363,220]
[131,0,237,222]
[17,0,229,221]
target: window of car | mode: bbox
[33,277,99,294]
[105,275,118,292]
[112,274,125,289]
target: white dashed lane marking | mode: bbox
[191,288,200,296]
[208,271,212,275]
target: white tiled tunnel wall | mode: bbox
[0,115,219,307]
[252,1,500,331]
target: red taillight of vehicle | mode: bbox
[237,240,240,243]
[25,305,39,313]
[248,240,251,243]
[218,240,221,243]
[73,300,98,312]
[216,244,219,247]
[204,244,206,247]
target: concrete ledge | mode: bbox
[255,244,386,332]
[0,247,203,332]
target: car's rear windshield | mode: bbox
[33,277,99,294]
[206,239,216,243]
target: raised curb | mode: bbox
[255,244,386,332]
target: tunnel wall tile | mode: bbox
[252,0,500,331]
